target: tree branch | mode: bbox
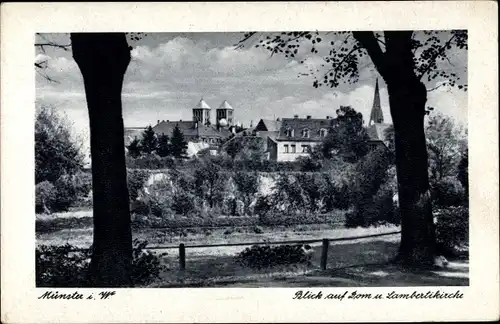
[234,32,258,49]
[426,83,447,92]
[417,34,456,80]
[352,31,387,77]
[322,45,362,83]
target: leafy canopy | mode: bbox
[237,30,467,92]
[35,105,85,184]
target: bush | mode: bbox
[253,226,264,234]
[171,190,196,216]
[126,154,176,169]
[435,206,469,256]
[127,169,150,202]
[346,183,399,228]
[36,244,91,287]
[235,244,313,269]
[39,172,92,213]
[253,195,274,216]
[36,181,57,214]
[297,156,323,172]
[36,240,167,287]
[258,211,345,227]
[345,147,392,227]
[431,176,466,207]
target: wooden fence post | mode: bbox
[320,239,329,270]
[179,243,186,271]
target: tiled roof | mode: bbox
[254,119,282,132]
[153,121,197,137]
[277,118,336,141]
[152,120,232,139]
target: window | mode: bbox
[291,145,296,153]
[302,128,310,138]
[284,144,289,153]
[285,128,294,137]
[320,128,327,137]
[301,145,310,153]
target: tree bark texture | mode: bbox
[71,33,133,286]
[354,31,437,266]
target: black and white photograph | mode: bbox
[1,2,498,323]
[34,30,469,288]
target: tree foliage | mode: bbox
[126,137,142,158]
[425,113,466,184]
[238,30,467,91]
[170,125,188,159]
[139,126,158,155]
[321,105,369,162]
[35,105,85,184]
[156,134,171,157]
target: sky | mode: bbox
[35,32,468,153]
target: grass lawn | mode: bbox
[150,238,468,288]
[36,209,469,288]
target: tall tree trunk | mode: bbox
[71,33,133,286]
[384,32,437,266]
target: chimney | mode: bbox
[306,115,311,119]
[231,126,236,134]
[157,119,160,125]
[294,114,299,119]
[326,116,331,119]
[180,119,182,122]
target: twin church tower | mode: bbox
[192,98,234,127]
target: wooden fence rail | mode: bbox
[40,230,401,271]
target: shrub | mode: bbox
[348,183,399,228]
[126,154,176,169]
[297,155,323,172]
[171,190,196,216]
[253,195,274,216]
[36,244,91,287]
[235,244,313,269]
[47,172,92,212]
[36,240,167,287]
[431,176,466,207]
[258,211,345,227]
[253,226,264,234]
[435,206,469,256]
[233,171,260,214]
[345,147,392,227]
[127,169,149,202]
[36,181,57,214]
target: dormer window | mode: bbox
[301,128,310,138]
[285,128,294,137]
[319,128,328,138]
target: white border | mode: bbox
[1,2,498,323]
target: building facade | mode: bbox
[252,79,391,162]
[124,98,237,155]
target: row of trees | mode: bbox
[126,125,188,159]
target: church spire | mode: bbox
[369,78,384,125]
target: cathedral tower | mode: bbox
[369,78,384,125]
[216,100,234,126]
[192,98,211,126]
